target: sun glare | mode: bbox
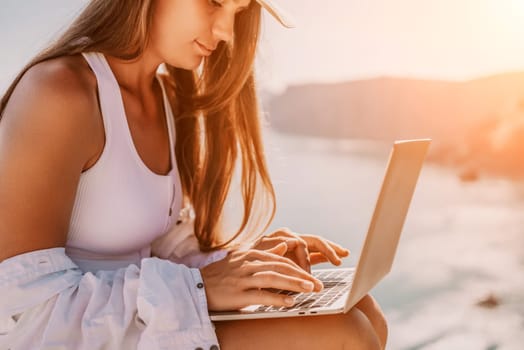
[506,0,524,18]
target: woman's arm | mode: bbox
[0,59,219,349]
[0,56,99,260]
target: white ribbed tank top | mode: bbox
[65,52,183,272]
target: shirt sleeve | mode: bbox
[151,217,229,269]
[0,248,220,350]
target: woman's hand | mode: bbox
[252,228,350,272]
[200,243,324,311]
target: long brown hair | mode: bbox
[0,0,276,251]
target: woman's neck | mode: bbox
[105,50,161,98]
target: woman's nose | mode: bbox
[212,11,235,43]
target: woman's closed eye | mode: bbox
[209,0,223,8]
[209,0,249,14]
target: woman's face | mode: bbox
[149,0,251,70]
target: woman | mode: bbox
[0,0,387,349]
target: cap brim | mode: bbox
[256,0,296,28]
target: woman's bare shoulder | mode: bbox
[0,55,100,260]
[13,55,97,112]
[2,54,102,163]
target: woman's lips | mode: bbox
[195,41,213,56]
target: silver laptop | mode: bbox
[210,139,431,321]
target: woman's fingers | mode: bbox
[281,237,310,272]
[302,236,351,264]
[265,242,288,256]
[242,289,297,308]
[300,236,342,265]
[254,237,285,251]
[252,237,310,272]
[242,260,322,291]
[265,228,296,239]
[267,229,350,262]
[260,231,311,272]
[309,252,329,265]
[243,248,303,271]
[322,238,350,257]
[246,271,316,293]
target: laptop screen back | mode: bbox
[345,139,431,311]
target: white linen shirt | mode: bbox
[0,220,228,350]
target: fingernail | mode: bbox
[301,281,314,291]
[315,280,324,291]
[285,296,295,305]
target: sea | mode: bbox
[263,129,524,350]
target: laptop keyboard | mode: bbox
[255,269,355,313]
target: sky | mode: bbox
[2,0,524,93]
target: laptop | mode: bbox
[210,139,431,321]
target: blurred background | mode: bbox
[2,0,524,349]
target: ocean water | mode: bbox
[263,129,524,350]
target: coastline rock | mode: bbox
[475,293,501,309]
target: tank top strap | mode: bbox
[81,52,176,178]
[80,51,183,219]
[80,51,127,151]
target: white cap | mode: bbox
[256,0,296,28]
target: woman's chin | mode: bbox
[162,55,203,71]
